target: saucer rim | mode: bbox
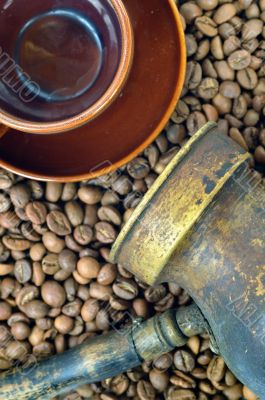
[0,0,186,182]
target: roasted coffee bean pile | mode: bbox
[0,0,264,399]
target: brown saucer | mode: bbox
[0,0,186,182]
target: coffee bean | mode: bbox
[137,380,156,400]
[230,128,248,150]
[197,78,219,99]
[58,249,77,273]
[0,263,13,276]
[186,112,207,135]
[112,176,132,195]
[21,222,40,242]
[0,193,11,213]
[149,369,169,392]
[78,186,102,205]
[223,36,241,57]
[77,257,100,279]
[242,19,263,41]
[95,222,117,244]
[195,16,218,37]
[29,326,44,346]
[0,169,14,189]
[244,109,259,126]
[237,68,258,90]
[47,211,72,236]
[73,225,93,245]
[10,184,30,208]
[166,124,187,145]
[96,309,109,331]
[33,341,54,359]
[0,284,11,307]
[228,50,251,70]
[42,254,60,275]
[65,201,84,227]
[213,4,237,25]
[32,262,45,286]
[202,104,219,121]
[223,383,243,399]
[45,182,63,203]
[170,371,196,389]
[16,286,39,309]
[113,279,138,300]
[174,350,195,372]
[184,61,202,91]
[11,322,30,340]
[210,36,224,60]
[6,340,29,360]
[180,3,202,24]
[23,300,49,319]
[212,93,232,114]
[197,0,218,11]
[14,259,32,283]
[153,353,173,372]
[90,282,112,301]
[0,301,12,320]
[43,232,65,253]
[255,146,265,164]
[41,281,66,308]
[3,235,30,251]
[172,100,190,123]
[61,183,77,202]
[214,61,235,81]
[54,315,74,334]
[186,34,198,57]
[195,39,210,60]
[233,95,248,119]
[25,202,47,225]
[207,356,226,383]
[201,60,216,80]
[243,385,259,400]
[144,285,167,303]
[97,263,117,286]
[127,158,150,179]
[219,81,241,99]
[167,387,197,400]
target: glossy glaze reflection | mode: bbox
[15,8,103,102]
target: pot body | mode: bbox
[111,122,265,398]
[161,164,265,396]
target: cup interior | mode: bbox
[0,0,124,126]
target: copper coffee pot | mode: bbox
[0,123,264,399]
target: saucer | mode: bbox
[0,0,186,182]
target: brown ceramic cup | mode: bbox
[0,0,186,182]
[0,0,133,134]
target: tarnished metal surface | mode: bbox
[111,122,265,398]
[110,122,249,284]
[133,309,187,360]
[163,166,265,398]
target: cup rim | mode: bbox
[0,0,134,135]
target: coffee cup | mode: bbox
[0,0,133,134]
